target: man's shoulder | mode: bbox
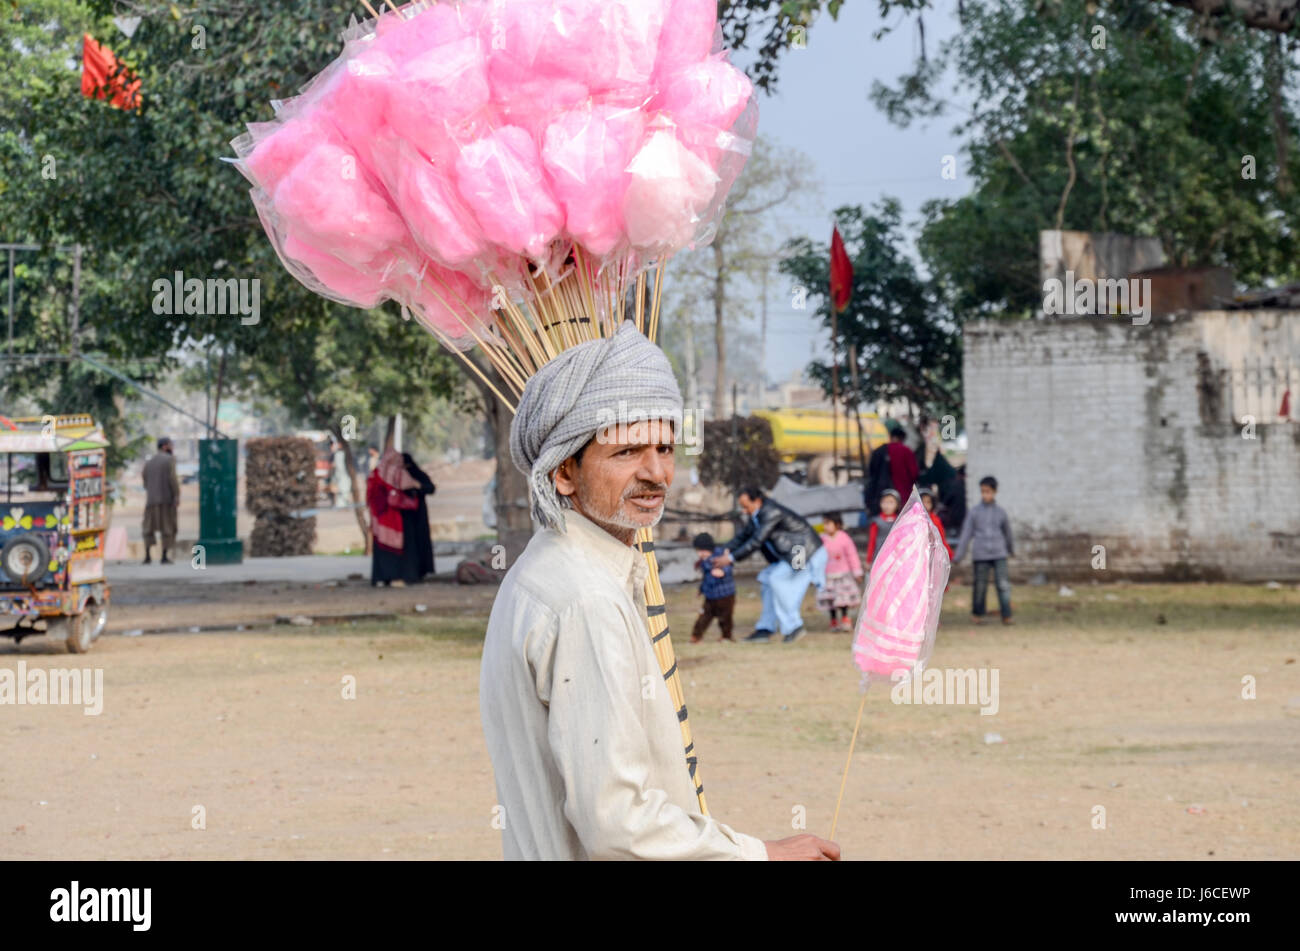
[503,527,621,609]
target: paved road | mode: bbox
[107,555,375,585]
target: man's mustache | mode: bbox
[624,481,668,499]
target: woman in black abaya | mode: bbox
[401,452,436,580]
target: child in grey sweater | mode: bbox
[952,475,1015,624]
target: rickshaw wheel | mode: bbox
[66,600,106,654]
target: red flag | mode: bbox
[830,225,853,313]
[82,34,141,110]
[1281,389,1291,420]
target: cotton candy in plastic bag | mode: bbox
[851,487,950,686]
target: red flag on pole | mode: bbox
[81,34,141,110]
[830,226,853,313]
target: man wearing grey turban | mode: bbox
[479,321,839,862]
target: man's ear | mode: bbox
[553,457,577,498]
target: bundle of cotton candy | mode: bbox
[231,0,757,347]
[851,488,951,686]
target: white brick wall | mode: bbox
[963,312,1300,580]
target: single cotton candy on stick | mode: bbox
[383,6,492,158]
[831,488,949,840]
[622,127,720,252]
[279,232,391,310]
[377,138,487,268]
[656,56,753,138]
[456,125,563,259]
[653,0,717,81]
[271,140,410,270]
[852,489,950,684]
[542,104,644,256]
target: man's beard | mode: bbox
[576,478,667,539]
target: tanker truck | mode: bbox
[752,408,891,485]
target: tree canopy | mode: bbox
[781,200,963,420]
[872,0,1300,323]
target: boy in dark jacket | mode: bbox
[952,475,1015,624]
[690,532,735,643]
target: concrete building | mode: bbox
[962,234,1300,581]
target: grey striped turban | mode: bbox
[510,321,683,533]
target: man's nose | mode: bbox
[638,447,671,485]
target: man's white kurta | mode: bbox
[480,509,768,860]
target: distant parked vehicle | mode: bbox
[0,414,110,653]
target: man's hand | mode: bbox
[764,835,840,861]
[714,550,733,567]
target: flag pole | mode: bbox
[830,688,869,839]
[830,302,839,481]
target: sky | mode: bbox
[738,1,970,384]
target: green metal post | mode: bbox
[197,438,243,564]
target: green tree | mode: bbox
[871,0,1300,321]
[780,201,962,421]
[720,0,848,90]
[0,1,466,544]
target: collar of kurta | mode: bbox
[559,507,649,603]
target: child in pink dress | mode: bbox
[816,512,864,631]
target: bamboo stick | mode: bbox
[418,317,517,414]
[829,689,869,840]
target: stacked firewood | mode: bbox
[246,437,317,557]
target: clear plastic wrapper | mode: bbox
[231,0,759,339]
[851,488,951,687]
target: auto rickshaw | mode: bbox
[0,414,110,653]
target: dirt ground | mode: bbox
[2,578,1298,860]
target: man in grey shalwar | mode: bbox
[478,321,839,862]
[141,437,179,565]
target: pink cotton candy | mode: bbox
[318,46,397,146]
[272,140,410,269]
[598,0,665,91]
[656,56,753,133]
[494,76,589,141]
[653,0,716,80]
[378,139,487,268]
[622,127,719,251]
[279,232,390,310]
[852,489,950,683]
[243,115,334,193]
[456,125,563,258]
[236,0,762,328]
[542,104,644,256]
[372,4,494,160]
[384,22,492,157]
